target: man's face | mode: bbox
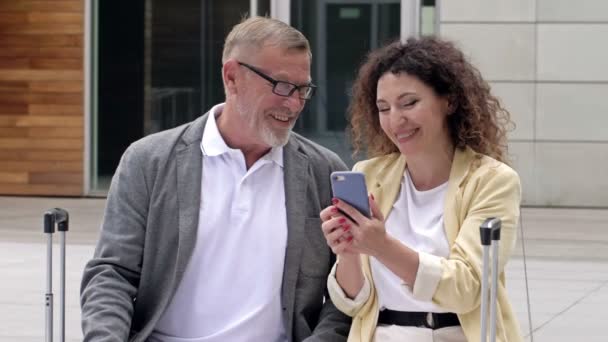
[235,46,311,148]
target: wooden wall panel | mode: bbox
[0,184,82,196]
[29,81,83,93]
[29,104,83,115]
[0,103,28,114]
[0,138,83,150]
[0,150,82,161]
[0,115,83,127]
[0,171,28,184]
[0,0,84,196]
[0,161,82,172]
[0,47,82,58]
[0,23,83,35]
[0,70,83,81]
[0,81,28,92]
[0,2,84,13]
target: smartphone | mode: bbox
[330,171,371,218]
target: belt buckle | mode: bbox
[424,312,435,329]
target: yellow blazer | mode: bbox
[328,147,523,342]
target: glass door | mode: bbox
[88,0,251,194]
[86,0,435,193]
[288,0,438,166]
[323,1,400,132]
[291,0,401,166]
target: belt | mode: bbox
[377,310,460,330]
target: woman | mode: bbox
[320,37,523,341]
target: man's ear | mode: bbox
[222,59,239,96]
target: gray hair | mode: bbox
[222,16,311,63]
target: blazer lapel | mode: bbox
[174,113,209,285]
[280,138,309,335]
[443,147,476,245]
[369,153,406,220]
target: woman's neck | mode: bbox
[405,145,455,191]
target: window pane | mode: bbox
[146,0,203,135]
[326,4,372,131]
[93,0,249,192]
[291,0,400,167]
[95,0,145,190]
[379,3,401,45]
[421,0,437,36]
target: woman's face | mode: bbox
[376,72,452,157]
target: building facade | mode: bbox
[0,0,606,207]
[439,0,608,207]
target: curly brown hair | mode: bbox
[349,36,513,163]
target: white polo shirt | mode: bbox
[150,104,289,342]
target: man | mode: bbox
[81,17,350,341]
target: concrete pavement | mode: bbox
[1,196,607,341]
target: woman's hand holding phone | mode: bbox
[321,194,389,258]
[331,195,388,258]
[321,199,371,299]
[320,203,357,257]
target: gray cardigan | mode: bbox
[80,112,351,341]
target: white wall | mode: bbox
[439,0,608,207]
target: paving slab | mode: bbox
[1,196,607,341]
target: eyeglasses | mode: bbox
[238,62,317,100]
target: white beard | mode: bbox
[237,101,293,147]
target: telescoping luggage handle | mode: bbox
[480,217,501,342]
[44,208,69,342]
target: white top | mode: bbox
[150,104,289,342]
[370,169,450,312]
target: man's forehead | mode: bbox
[254,49,312,82]
[272,67,312,85]
[253,43,309,61]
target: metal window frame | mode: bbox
[84,0,95,195]
[270,0,291,24]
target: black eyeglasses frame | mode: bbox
[238,61,317,100]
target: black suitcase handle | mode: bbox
[480,217,502,342]
[44,208,69,342]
